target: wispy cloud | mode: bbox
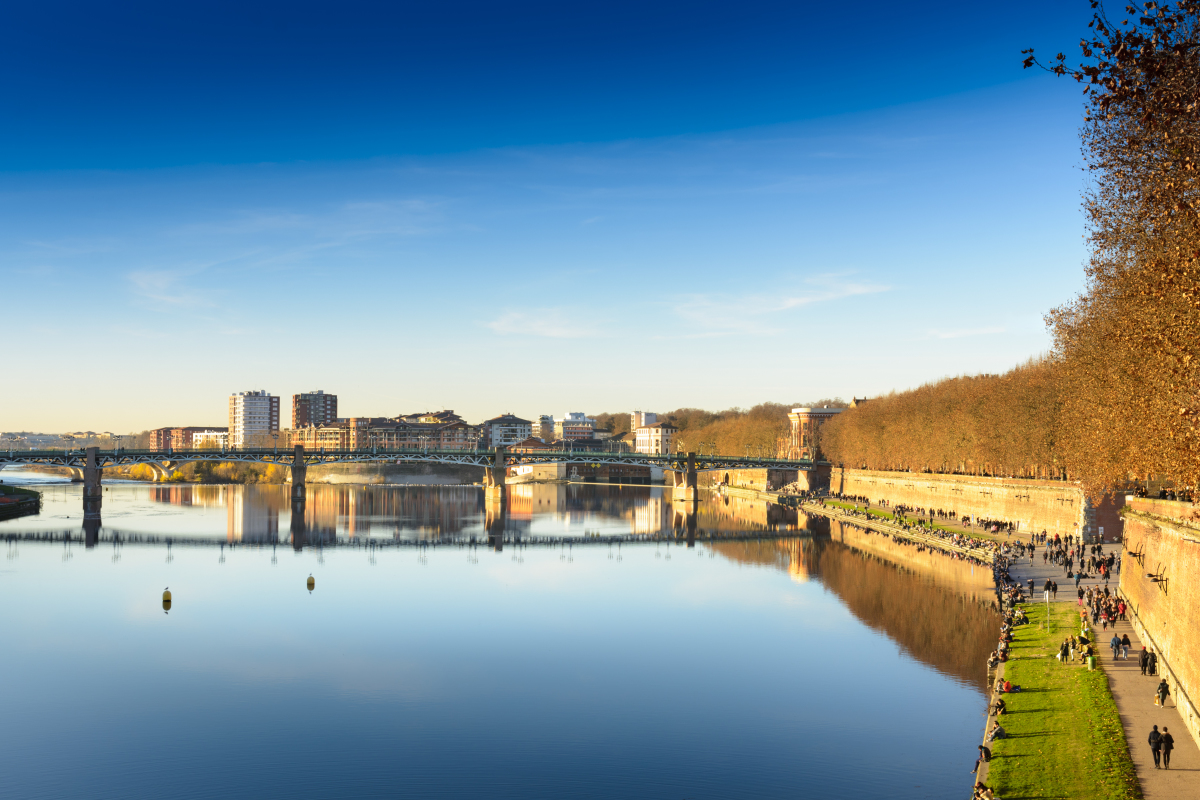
[925,326,1006,340]
[672,273,889,335]
[485,308,596,338]
[126,269,217,307]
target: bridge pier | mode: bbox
[290,445,307,503]
[483,446,506,499]
[672,452,698,502]
[83,446,102,521]
[290,445,308,549]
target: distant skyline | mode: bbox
[3,1,1092,432]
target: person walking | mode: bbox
[1149,650,1159,676]
[1140,648,1150,676]
[1162,728,1174,769]
[1110,634,1121,660]
[1157,679,1170,708]
[1051,580,1058,600]
[1121,633,1131,660]
[1149,725,1163,768]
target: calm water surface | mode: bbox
[0,475,996,799]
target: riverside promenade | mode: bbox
[1005,552,1200,798]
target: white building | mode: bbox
[191,429,229,449]
[635,421,677,455]
[483,414,533,447]
[228,391,281,448]
[630,411,657,430]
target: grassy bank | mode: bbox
[987,602,1140,799]
[0,485,42,499]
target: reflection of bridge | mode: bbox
[1,525,824,552]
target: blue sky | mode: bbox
[2,1,1093,431]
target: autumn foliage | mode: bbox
[1029,1,1200,496]
[819,359,1064,478]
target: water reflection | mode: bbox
[709,526,1000,692]
[137,483,782,542]
[0,480,997,799]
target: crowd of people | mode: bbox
[811,500,998,566]
[972,583,1028,798]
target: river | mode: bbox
[0,474,997,799]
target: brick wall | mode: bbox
[828,468,1124,542]
[1119,498,1200,750]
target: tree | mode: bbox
[1027,1,1200,496]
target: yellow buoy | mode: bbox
[307,575,315,592]
[162,599,172,612]
[162,588,172,602]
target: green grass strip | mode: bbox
[987,602,1141,799]
[0,485,41,499]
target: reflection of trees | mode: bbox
[710,535,999,693]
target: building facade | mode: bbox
[635,421,677,454]
[228,391,281,448]
[149,426,229,451]
[286,411,482,451]
[554,412,595,441]
[630,411,657,430]
[483,414,533,447]
[786,406,844,461]
[534,415,555,442]
[293,390,338,428]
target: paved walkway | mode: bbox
[1007,548,1200,798]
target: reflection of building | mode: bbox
[148,485,230,507]
[293,390,338,428]
[229,391,280,448]
[631,493,670,535]
[786,406,843,460]
[483,414,532,447]
[227,489,279,542]
[635,421,677,454]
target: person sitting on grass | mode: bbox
[992,697,1006,716]
[986,721,1007,743]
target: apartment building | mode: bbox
[554,412,595,441]
[228,391,280,448]
[483,414,532,447]
[293,390,338,428]
[286,411,482,451]
[533,415,555,442]
[149,426,229,451]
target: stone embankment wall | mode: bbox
[828,468,1124,542]
[1119,498,1200,749]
